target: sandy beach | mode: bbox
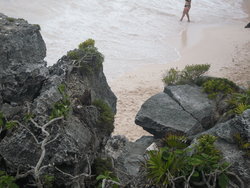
[111,20,250,141]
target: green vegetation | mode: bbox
[202,78,238,99]
[92,99,114,133]
[162,64,210,85]
[78,39,95,49]
[41,175,54,188]
[228,89,250,115]
[50,84,70,119]
[0,171,18,188]
[234,133,250,158]
[67,39,104,75]
[0,112,17,130]
[6,17,15,22]
[32,24,41,31]
[92,157,119,188]
[146,134,232,187]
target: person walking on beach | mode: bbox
[180,0,191,22]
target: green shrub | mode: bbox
[0,112,17,130]
[79,38,95,49]
[92,99,114,133]
[6,17,15,22]
[162,64,210,85]
[50,85,70,119]
[146,134,231,187]
[202,78,238,99]
[41,175,54,188]
[0,171,18,188]
[67,50,79,60]
[228,89,250,115]
[234,133,250,157]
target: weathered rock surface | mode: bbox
[199,109,250,186]
[0,13,48,104]
[135,85,216,138]
[104,135,154,185]
[164,85,216,129]
[0,13,116,187]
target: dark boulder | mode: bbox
[164,85,216,129]
[0,13,48,104]
[104,135,154,185]
[245,22,250,28]
[135,85,216,138]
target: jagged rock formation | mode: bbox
[135,85,216,138]
[104,135,154,185]
[199,109,250,186]
[0,13,116,187]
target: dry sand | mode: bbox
[110,22,250,141]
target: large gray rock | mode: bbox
[200,109,250,186]
[164,85,216,129]
[0,13,117,188]
[135,92,203,138]
[104,135,154,185]
[0,13,48,103]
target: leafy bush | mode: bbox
[202,78,238,99]
[50,84,70,119]
[162,64,210,85]
[6,17,15,22]
[92,99,114,133]
[146,134,231,187]
[0,171,18,188]
[78,38,95,49]
[228,89,250,115]
[67,50,79,60]
[234,133,250,157]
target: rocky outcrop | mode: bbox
[104,135,154,186]
[0,13,48,104]
[135,85,216,138]
[199,109,250,186]
[0,13,116,187]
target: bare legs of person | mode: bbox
[180,7,190,22]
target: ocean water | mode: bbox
[0,0,248,80]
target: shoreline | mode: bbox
[111,21,250,141]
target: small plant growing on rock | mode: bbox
[228,89,250,115]
[162,64,210,85]
[78,38,95,49]
[92,157,120,188]
[50,84,70,119]
[92,99,114,134]
[6,17,15,22]
[234,133,250,158]
[0,171,18,188]
[202,78,238,99]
